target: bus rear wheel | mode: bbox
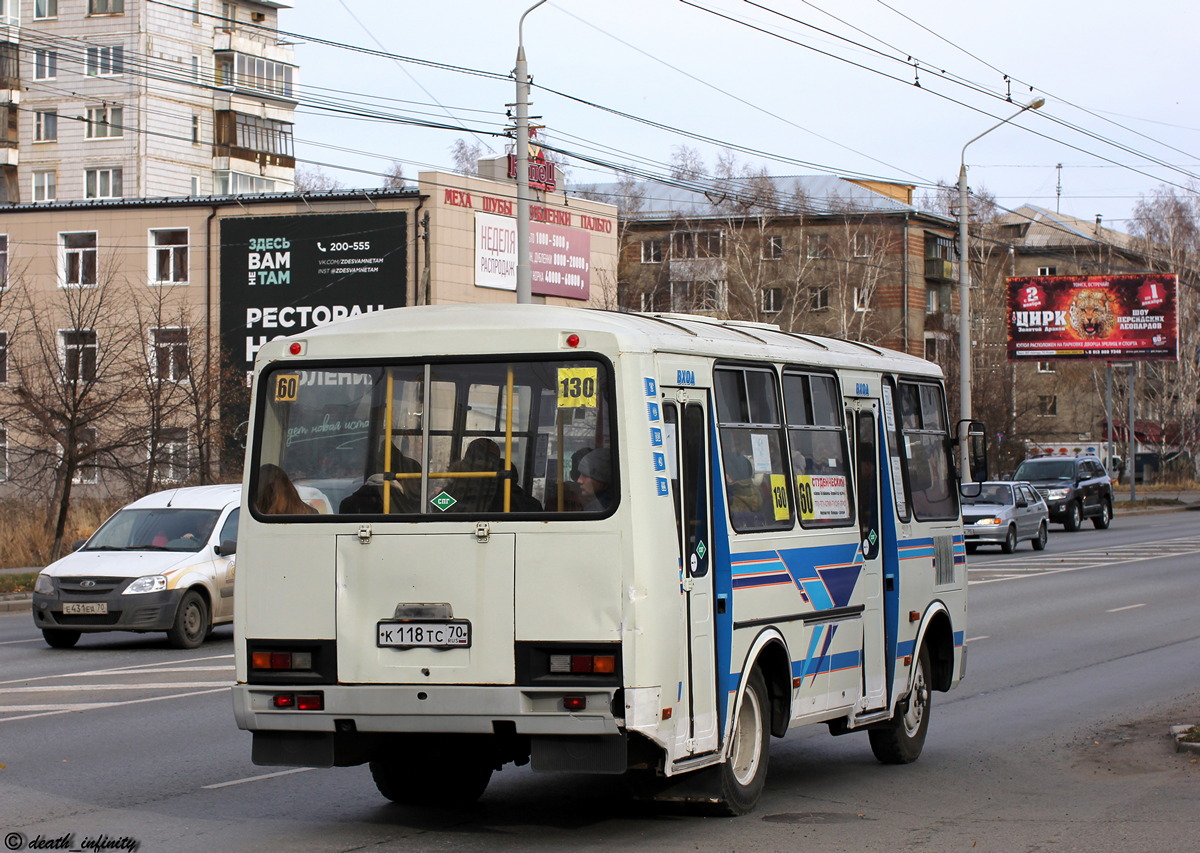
[869,644,931,764]
[711,667,770,816]
[370,737,493,806]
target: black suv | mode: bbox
[1011,455,1114,531]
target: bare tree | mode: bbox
[0,266,144,559]
[451,139,483,176]
[293,166,345,193]
[382,161,407,189]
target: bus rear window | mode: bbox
[251,359,615,518]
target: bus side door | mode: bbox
[850,398,888,711]
[663,393,719,755]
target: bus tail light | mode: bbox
[562,696,587,711]
[549,654,616,675]
[252,651,313,671]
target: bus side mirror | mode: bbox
[957,419,988,493]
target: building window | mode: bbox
[152,327,190,381]
[85,106,124,139]
[35,0,58,19]
[852,234,872,258]
[762,235,783,260]
[853,286,872,312]
[88,0,123,14]
[806,233,832,259]
[150,229,189,284]
[192,0,200,24]
[85,168,123,199]
[71,427,100,485]
[190,176,201,196]
[924,334,941,362]
[671,230,722,259]
[61,232,98,287]
[0,426,7,482]
[153,427,189,483]
[215,52,295,98]
[61,330,98,382]
[234,113,292,157]
[1037,266,1057,276]
[640,239,663,264]
[85,45,124,76]
[761,286,783,314]
[639,289,670,313]
[34,110,57,142]
[1036,395,1058,416]
[1037,361,1056,373]
[671,279,725,313]
[806,283,829,311]
[0,235,6,289]
[191,115,200,143]
[34,49,57,80]
[33,170,56,202]
[0,330,6,383]
[212,170,276,195]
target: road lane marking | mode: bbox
[1107,603,1147,613]
[203,768,314,789]
[2,681,231,693]
[0,687,230,722]
[0,653,234,686]
[0,638,43,645]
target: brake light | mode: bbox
[271,692,324,710]
[563,696,586,711]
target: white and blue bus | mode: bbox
[233,304,983,815]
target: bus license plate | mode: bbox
[64,602,107,615]
[377,620,471,648]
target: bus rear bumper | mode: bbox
[233,683,621,738]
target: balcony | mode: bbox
[924,257,955,282]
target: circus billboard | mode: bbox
[1006,274,1177,362]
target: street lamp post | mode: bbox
[514,0,548,305]
[958,97,1045,421]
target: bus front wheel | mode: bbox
[869,644,931,764]
[370,737,493,806]
[711,667,771,815]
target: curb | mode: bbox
[1170,726,1200,754]
[0,594,32,614]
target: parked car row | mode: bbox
[963,454,1116,553]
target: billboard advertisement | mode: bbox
[220,212,408,373]
[1006,274,1177,362]
[474,211,591,300]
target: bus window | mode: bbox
[714,366,792,532]
[252,359,614,518]
[783,371,853,527]
[897,379,957,520]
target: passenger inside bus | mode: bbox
[337,452,421,514]
[576,448,613,511]
[257,463,318,515]
[445,438,541,513]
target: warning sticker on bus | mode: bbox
[557,367,598,408]
[795,474,851,520]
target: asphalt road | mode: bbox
[1,509,1198,852]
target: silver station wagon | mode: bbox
[962,481,1050,553]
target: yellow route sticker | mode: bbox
[557,367,598,408]
[770,473,790,521]
[274,374,300,402]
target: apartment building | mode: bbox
[603,174,961,364]
[0,0,296,204]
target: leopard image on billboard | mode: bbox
[1006,274,1177,362]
